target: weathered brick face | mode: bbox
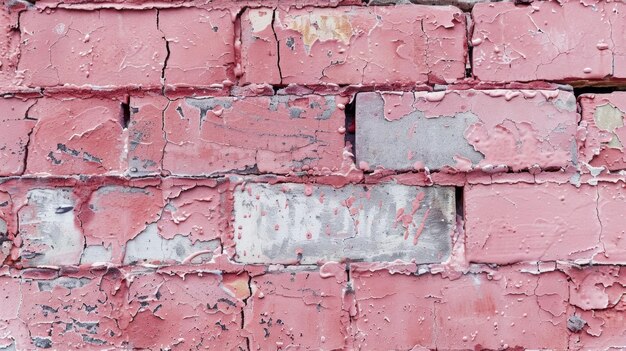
[1,0,626,349]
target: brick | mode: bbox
[2,270,125,350]
[13,180,227,267]
[0,269,248,350]
[0,191,13,265]
[79,185,164,264]
[159,8,235,87]
[17,188,84,267]
[567,266,626,350]
[128,95,168,176]
[25,98,127,176]
[594,182,626,264]
[356,89,578,172]
[465,183,603,264]
[0,98,36,176]
[578,92,626,171]
[160,95,345,176]
[157,180,229,243]
[465,181,626,265]
[240,8,281,84]
[19,9,165,87]
[0,6,21,87]
[472,1,624,82]
[241,5,466,85]
[233,183,454,264]
[244,270,348,350]
[123,271,248,350]
[352,268,570,350]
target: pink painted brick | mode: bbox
[19,9,165,87]
[128,95,168,176]
[0,191,14,265]
[79,185,164,264]
[357,89,578,172]
[0,6,21,87]
[0,269,249,350]
[245,270,349,350]
[0,98,36,176]
[1,270,125,350]
[157,178,229,244]
[594,182,626,264]
[465,183,605,264]
[159,8,235,87]
[240,8,281,84]
[25,98,127,176]
[578,92,626,171]
[242,5,466,85]
[472,1,623,82]
[11,179,226,267]
[160,95,345,175]
[567,266,626,349]
[352,268,570,350]
[123,271,249,350]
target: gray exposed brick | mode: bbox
[233,183,455,264]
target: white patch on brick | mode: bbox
[123,223,219,264]
[234,183,455,264]
[18,189,83,266]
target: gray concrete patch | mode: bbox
[234,183,455,264]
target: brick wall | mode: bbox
[0,0,625,349]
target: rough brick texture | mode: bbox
[357,89,578,172]
[241,5,467,85]
[472,1,625,82]
[2,0,626,349]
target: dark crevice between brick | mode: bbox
[465,13,473,79]
[156,9,170,95]
[344,99,356,157]
[241,274,253,351]
[271,85,287,94]
[271,8,283,84]
[21,101,37,176]
[573,86,626,98]
[455,186,464,220]
[121,97,131,130]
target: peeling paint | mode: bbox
[357,90,578,172]
[234,183,454,264]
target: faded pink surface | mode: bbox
[160,96,345,175]
[369,89,578,171]
[0,99,35,176]
[25,98,127,175]
[568,266,626,349]
[80,185,163,262]
[19,9,165,88]
[1,178,230,267]
[159,8,235,87]
[465,183,595,264]
[579,92,626,170]
[464,182,626,264]
[472,1,623,82]
[0,269,249,350]
[244,270,348,350]
[128,95,168,175]
[353,268,570,350]
[242,5,466,85]
[157,178,228,243]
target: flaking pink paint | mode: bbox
[242,5,466,85]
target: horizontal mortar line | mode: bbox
[3,260,626,273]
[0,168,604,184]
[3,81,626,98]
